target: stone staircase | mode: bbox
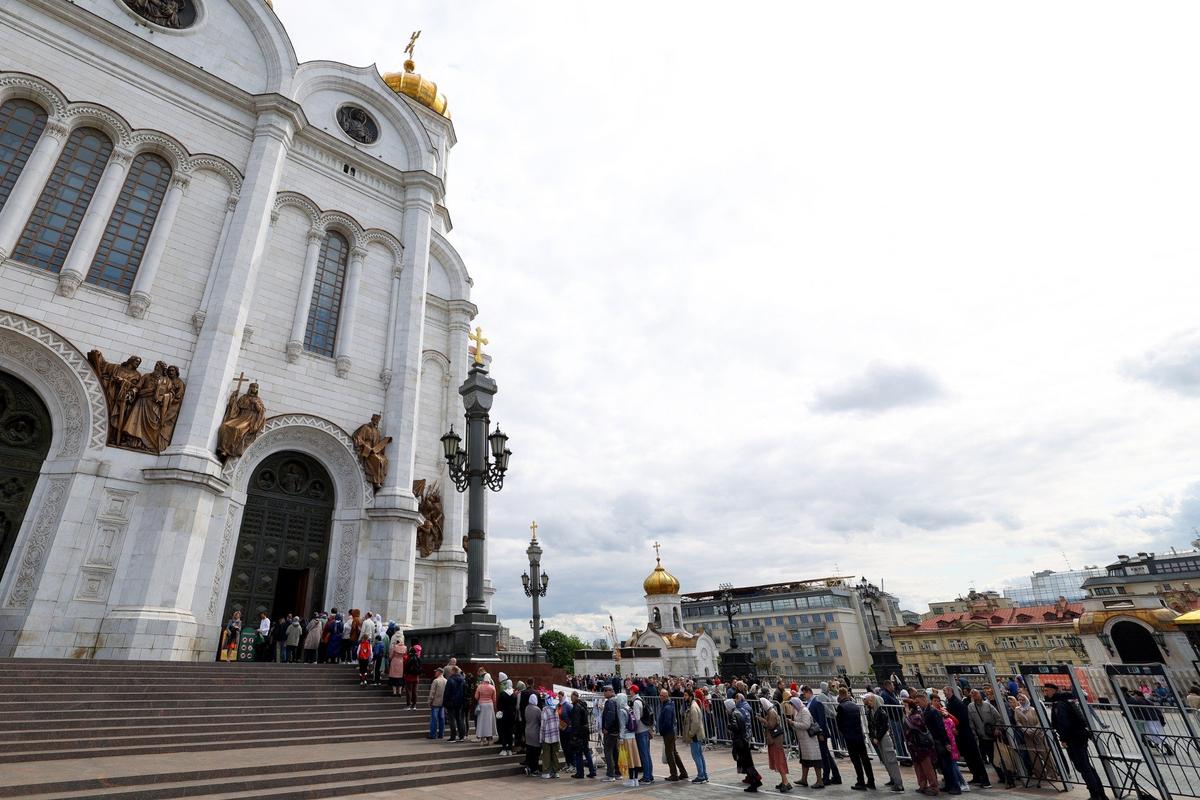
[0,658,524,798]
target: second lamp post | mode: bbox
[523,520,549,657]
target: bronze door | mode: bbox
[0,371,52,584]
[222,451,334,625]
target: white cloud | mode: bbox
[276,1,1200,638]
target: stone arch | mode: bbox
[318,211,365,250]
[127,129,190,173]
[0,312,106,460]
[222,414,371,511]
[185,155,242,197]
[361,229,404,274]
[61,102,133,149]
[1107,617,1165,664]
[273,191,321,226]
[429,231,472,300]
[0,72,69,118]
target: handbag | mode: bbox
[807,721,823,738]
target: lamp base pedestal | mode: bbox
[870,647,905,686]
[719,648,757,682]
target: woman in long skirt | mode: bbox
[617,693,642,787]
[728,698,763,792]
[787,695,824,788]
[524,694,542,776]
[475,673,497,745]
[761,698,792,792]
[1010,694,1058,782]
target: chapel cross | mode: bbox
[405,30,421,60]
[469,326,489,365]
[530,520,538,541]
[231,371,248,394]
[654,540,662,562]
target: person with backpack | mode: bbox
[402,642,422,710]
[903,696,939,795]
[727,696,763,792]
[355,636,372,686]
[1042,684,1107,800]
[444,666,467,742]
[617,692,643,787]
[630,685,654,783]
[324,612,343,664]
[600,685,621,781]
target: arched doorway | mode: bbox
[1111,620,1164,664]
[0,371,52,585]
[222,451,334,627]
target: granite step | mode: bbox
[0,746,507,799]
[0,706,409,730]
[6,757,524,800]
[0,715,432,742]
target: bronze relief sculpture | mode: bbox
[87,350,186,454]
[216,374,265,462]
[351,414,391,491]
[413,479,444,558]
[122,0,196,29]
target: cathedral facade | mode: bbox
[0,0,486,660]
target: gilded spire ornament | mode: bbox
[469,326,489,365]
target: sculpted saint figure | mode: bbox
[352,414,392,490]
[120,360,168,450]
[216,382,266,462]
[413,479,445,557]
[87,351,186,453]
[88,351,143,444]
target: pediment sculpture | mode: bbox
[216,373,265,462]
[413,478,444,558]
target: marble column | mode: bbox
[193,194,239,334]
[285,227,323,362]
[55,147,133,297]
[0,117,69,261]
[365,182,437,627]
[333,246,365,378]
[126,173,189,318]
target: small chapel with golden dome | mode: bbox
[624,546,718,677]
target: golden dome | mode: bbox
[382,59,450,119]
[643,557,681,596]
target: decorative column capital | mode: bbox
[110,147,136,167]
[225,195,240,213]
[307,227,324,243]
[44,117,70,139]
[335,355,352,378]
[126,291,151,318]
[350,247,368,262]
[380,368,393,388]
[170,174,191,193]
[191,309,207,334]
[285,340,302,363]
[55,271,83,298]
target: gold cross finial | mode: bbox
[469,326,489,365]
[654,541,662,563]
[405,30,421,60]
[232,371,248,394]
[530,520,538,541]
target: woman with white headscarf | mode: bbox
[727,697,763,792]
[523,693,542,776]
[760,697,792,792]
[788,695,824,787]
[475,672,497,744]
[496,672,517,755]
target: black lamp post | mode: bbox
[522,521,549,657]
[439,330,510,657]
[719,582,741,650]
[717,582,755,679]
[857,578,885,649]
[857,577,903,686]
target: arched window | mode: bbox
[303,231,349,357]
[0,99,48,212]
[85,152,171,293]
[13,127,113,274]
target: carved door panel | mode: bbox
[0,371,53,584]
[222,452,333,626]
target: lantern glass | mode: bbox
[440,427,461,461]
[497,447,512,472]
[541,572,550,591]
[521,572,530,591]
[488,426,508,459]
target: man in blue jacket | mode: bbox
[443,666,467,742]
[657,689,688,781]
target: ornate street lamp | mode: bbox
[719,582,741,650]
[437,327,510,656]
[523,520,549,656]
[857,578,885,649]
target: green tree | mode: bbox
[540,629,587,671]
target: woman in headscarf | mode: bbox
[386,635,406,697]
[540,695,563,778]
[788,695,824,788]
[514,681,528,753]
[475,672,497,745]
[728,697,763,792]
[302,612,322,664]
[323,612,343,664]
[616,692,642,787]
[524,693,542,776]
[496,672,517,756]
[1009,693,1057,781]
[864,693,904,793]
[760,697,792,792]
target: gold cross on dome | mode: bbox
[469,327,489,365]
[405,30,421,60]
[653,541,662,562]
[530,520,538,541]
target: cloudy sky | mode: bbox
[278,1,1200,643]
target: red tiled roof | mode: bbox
[904,602,1084,633]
